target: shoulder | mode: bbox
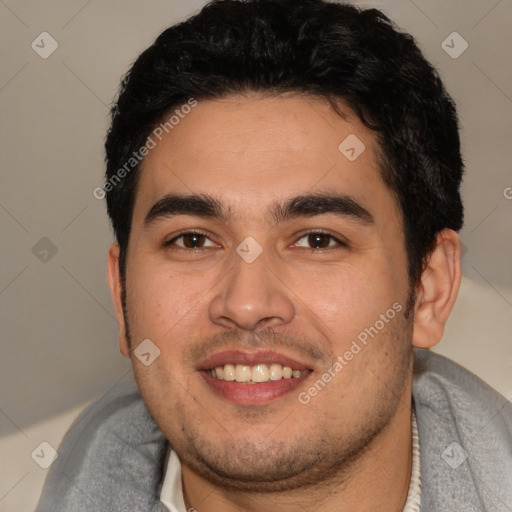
[412,348,512,511]
[413,348,511,432]
[37,382,168,512]
[414,348,511,415]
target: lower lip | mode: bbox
[201,371,311,405]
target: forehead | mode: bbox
[132,94,399,224]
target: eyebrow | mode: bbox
[272,193,374,225]
[143,193,374,228]
[144,194,226,227]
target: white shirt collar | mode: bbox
[403,409,422,512]
[160,410,421,512]
[160,449,188,512]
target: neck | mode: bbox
[181,398,413,512]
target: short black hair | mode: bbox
[105,0,464,286]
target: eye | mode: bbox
[165,232,218,249]
[295,232,345,250]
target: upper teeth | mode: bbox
[208,364,305,383]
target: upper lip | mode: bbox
[197,350,312,371]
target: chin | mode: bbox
[174,423,383,493]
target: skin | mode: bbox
[107,94,461,512]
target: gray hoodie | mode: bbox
[36,348,512,512]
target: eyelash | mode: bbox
[163,230,216,249]
[295,230,347,250]
[163,230,347,251]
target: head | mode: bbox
[105,0,463,494]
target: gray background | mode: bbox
[1,1,511,510]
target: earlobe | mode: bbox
[107,244,130,358]
[412,229,462,349]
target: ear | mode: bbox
[412,229,462,349]
[107,244,130,358]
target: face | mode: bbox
[111,94,415,491]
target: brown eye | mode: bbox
[182,233,206,248]
[167,232,217,249]
[308,233,331,248]
[295,232,344,249]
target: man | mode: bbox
[37,0,512,511]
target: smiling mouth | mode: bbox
[206,363,309,383]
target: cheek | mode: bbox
[124,259,210,343]
[289,262,400,346]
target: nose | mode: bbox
[208,248,295,331]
